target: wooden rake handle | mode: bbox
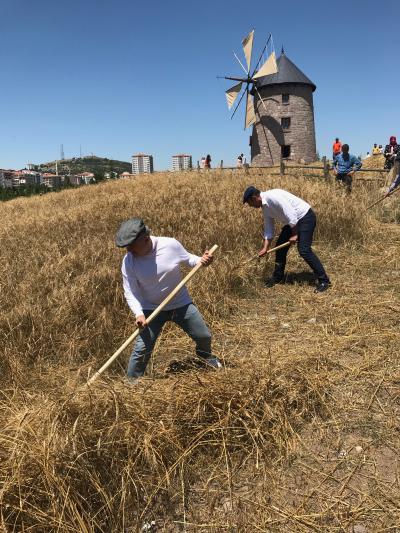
[366,185,400,210]
[267,241,291,254]
[86,244,218,386]
[236,241,292,268]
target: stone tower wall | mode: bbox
[250,84,317,166]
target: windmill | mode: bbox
[220,30,278,129]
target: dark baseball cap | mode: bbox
[115,218,149,247]
[243,185,260,204]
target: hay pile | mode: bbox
[362,154,385,169]
[0,170,399,531]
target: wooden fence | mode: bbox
[195,157,390,183]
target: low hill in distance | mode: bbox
[36,155,131,176]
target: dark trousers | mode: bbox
[273,209,329,283]
[336,173,352,193]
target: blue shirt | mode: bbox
[333,153,362,174]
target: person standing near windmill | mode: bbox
[242,186,331,293]
[332,144,362,194]
[332,138,342,160]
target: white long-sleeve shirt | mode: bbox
[121,236,200,316]
[261,189,311,240]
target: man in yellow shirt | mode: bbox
[372,143,380,155]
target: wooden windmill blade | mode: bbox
[245,92,256,129]
[225,82,243,109]
[220,29,279,130]
[241,30,254,72]
[253,51,278,79]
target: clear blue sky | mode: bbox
[1,0,398,170]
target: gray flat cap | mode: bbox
[115,218,148,247]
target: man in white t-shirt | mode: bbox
[116,218,222,380]
[243,186,331,293]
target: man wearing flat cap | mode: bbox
[243,186,330,293]
[115,218,222,380]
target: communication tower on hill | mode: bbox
[60,144,65,160]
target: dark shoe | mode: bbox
[314,281,331,293]
[264,277,284,288]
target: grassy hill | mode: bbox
[0,168,399,531]
[37,155,131,175]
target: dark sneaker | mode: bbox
[264,277,284,288]
[314,281,331,293]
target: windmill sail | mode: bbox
[225,82,243,109]
[245,92,256,129]
[242,30,254,72]
[253,51,278,79]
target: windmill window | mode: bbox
[282,94,289,104]
[281,145,291,159]
[281,117,291,130]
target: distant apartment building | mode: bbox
[68,175,83,186]
[1,171,14,188]
[20,170,41,186]
[41,173,62,188]
[172,154,192,171]
[0,169,41,188]
[132,153,154,174]
[76,172,95,185]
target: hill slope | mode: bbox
[38,155,131,175]
[0,170,399,531]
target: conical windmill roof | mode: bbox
[255,51,316,92]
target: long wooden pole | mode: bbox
[86,244,218,386]
[267,241,291,254]
[366,186,400,210]
[235,241,292,268]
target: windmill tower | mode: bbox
[251,48,317,166]
[221,33,317,166]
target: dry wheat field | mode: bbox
[0,168,399,532]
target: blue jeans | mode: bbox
[273,209,330,283]
[127,303,212,378]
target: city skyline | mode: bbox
[1,0,398,170]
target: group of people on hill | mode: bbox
[115,182,331,383]
[334,136,399,172]
[236,153,247,168]
[200,155,212,169]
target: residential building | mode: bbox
[172,154,192,171]
[132,153,154,174]
[41,173,62,188]
[1,171,14,188]
[76,172,95,185]
[120,172,135,179]
[68,175,83,186]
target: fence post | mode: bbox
[280,159,285,176]
[197,161,200,172]
[220,160,223,169]
[322,156,329,179]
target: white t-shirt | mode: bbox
[122,236,200,316]
[261,189,311,240]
